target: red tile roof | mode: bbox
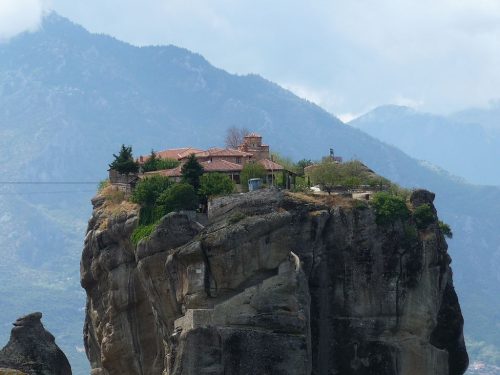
[200,160,243,172]
[142,159,244,177]
[258,158,284,171]
[158,148,204,160]
[143,166,183,177]
[192,148,253,158]
[139,148,204,163]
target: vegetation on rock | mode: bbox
[439,221,453,239]
[131,176,172,207]
[372,191,410,226]
[131,224,156,245]
[198,173,235,204]
[413,203,436,229]
[308,160,389,193]
[156,183,198,214]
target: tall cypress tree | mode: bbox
[181,154,204,191]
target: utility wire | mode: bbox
[0,190,96,195]
[0,181,100,185]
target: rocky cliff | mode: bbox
[0,312,72,375]
[81,188,468,375]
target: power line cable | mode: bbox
[0,181,100,185]
[0,190,96,195]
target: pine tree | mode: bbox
[109,144,139,174]
[181,154,204,191]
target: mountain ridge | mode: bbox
[0,13,498,373]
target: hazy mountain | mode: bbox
[452,104,500,130]
[0,13,498,373]
[349,105,500,186]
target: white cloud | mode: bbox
[0,0,51,41]
[337,113,363,123]
[282,82,344,114]
[392,96,424,109]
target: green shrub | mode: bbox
[131,224,156,245]
[131,175,172,206]
[413,204,436,229]
[157,183,198,214]
[240,163,267,191]
[372,192,410,226]
[98,179,110,192]
[199,173,235,203]
[292,176,309,192]
[387,184,412,200]
[439,220,453,239]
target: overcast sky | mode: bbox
[2,0,500,120]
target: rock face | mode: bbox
[0,312,72,375]
[81,188,468,375]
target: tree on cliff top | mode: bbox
[109,144,139,174]
[225,126,250,148]
[181,154,204,191]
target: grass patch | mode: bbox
[131,224,157,245]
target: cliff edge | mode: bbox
[81,188,468,375]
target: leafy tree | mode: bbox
[131,175,172,206]
[271,152,298,174]
[199,173,235,204]
[372,192,410,226]
[308,159,392,193]
[439,221,453,239]
[157,183,198,213]
[308,162,342,194]
[109,144,139,174]
[296,159,314,175]
[181,154,204,191]
[240,162,267,191]
[225,126,250,148]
